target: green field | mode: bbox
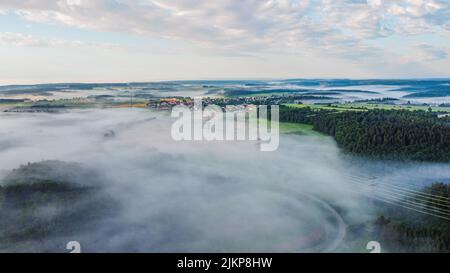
[285,103,450,113]
[285,103,364,112]
[259,118,323,136]
[226,91,294,98]
[279,122,325,136]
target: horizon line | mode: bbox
[1,77,450,87]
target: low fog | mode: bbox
[1,108,448,252]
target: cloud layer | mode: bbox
[0,108,369,252]
[0,0,449,82]
[1,0,449,55]
[1,108,450,251]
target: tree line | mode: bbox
[279,106,450,162]
[373,183,450,253]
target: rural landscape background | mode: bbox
[1,79,450,252]
[0,1,450,253]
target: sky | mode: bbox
[0,0,449,84]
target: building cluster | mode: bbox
[147,98,194,110]
[146,95,289,111]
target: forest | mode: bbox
[373,183,450,252]
[279,106,450,162]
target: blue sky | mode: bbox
[0,0,449,84]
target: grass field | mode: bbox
[279,122,324,136]
[259,118,323,136]
[285,103,450,113]
[226,91,295,98]
[285,103,364,112]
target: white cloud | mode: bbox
[392,43,449,65]
[0,0,448,79]
[0,31,120,49]
[318,0,449,38]
[0,32,47,47]
[1,1,448,35]
[0,1,447,54]
[414,43,449,61]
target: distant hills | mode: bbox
[0,79,449,102]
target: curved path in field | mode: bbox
[266,185,347,252]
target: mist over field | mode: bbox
[0,109,358,252]
[0,108,449,252]
[1,0,449,256]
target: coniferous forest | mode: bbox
[373,183,450,252]
[279,106,450,162]
[279,106,450,252]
